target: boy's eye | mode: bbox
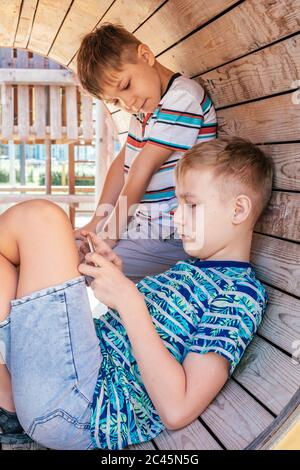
[123,81,130,90]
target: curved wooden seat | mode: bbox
[0,0,299,450]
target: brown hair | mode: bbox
[77,23,142,99]
[175,137,274,222]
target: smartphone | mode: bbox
[86,234,98,267]
[86,234,95,253]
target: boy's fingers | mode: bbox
[85,252,110,268]
[90,233,112,251]
[80,243,90,255]
[78,262,100,278]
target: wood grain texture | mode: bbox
[218,93,300,143]
[258,286,300,355]
[135,0,238,55]
[49,0,113,65]
[234,337,300,415]
[49,86,62,139]
[81,92,94,140]
[154,419,222,450]
[0,0,22,47]
[255,192,300,242]
[28,0,73,56]
[14,0,38,48]
[158,0,300,76]
[102,0,165,36]
[1,84,14,139]
[69,0,165,70]
[34,86,46,138]
[201,379,273,449]
[258,144,300,191]
[199,34,300,108]
[251,233,300,297]
[66,86,78,139]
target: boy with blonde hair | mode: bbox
[75,23,217,281]
[0,137,273,448]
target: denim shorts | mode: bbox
[0,276,101,450]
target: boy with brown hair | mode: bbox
[75,23,217,281]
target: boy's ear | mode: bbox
[232,194,252,225]
[137,44,155,66]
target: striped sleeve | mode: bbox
[147,90,205,152]
[188,293,265,376]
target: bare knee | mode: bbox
[8,199,69,227]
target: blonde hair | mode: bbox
[77,23,141,99]
[175,137,274,222]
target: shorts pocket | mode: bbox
[28,409,91,450]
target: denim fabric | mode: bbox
[0,276,101,450]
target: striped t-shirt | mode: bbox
[90,259,267,450]
[125,73,217,237]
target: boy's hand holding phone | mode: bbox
[81,231,123,271]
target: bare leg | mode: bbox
[0,200,81,413]
[0,199,80,300]
[0,254,19,411]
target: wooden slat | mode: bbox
[129,441,156,450]
[199,34,300,108]
[31,53,46,68]
[0,0,22,47]
[218,93,300,143]
[234,337,300,415]
[0,68,75,85]
[1,84,14,139]
[66,86,78,139]
[255,192,300,242]
[68,143,76,227]
[49,0,113,65]
[158,0,300,76]
[34,86,46,138]
[49,86,62,139]
[258,144,300,192]
[135,0,238,56]
[201,380,273,450]
[0,47,14,68]
[69,0,164,70]
[102,0,165,37]
[154,419,222,450]
[258,286,300,356]
[17,85,30,141]
[14,0,39,48]
[45,138,51,194]
[251,233,300,297]
[81,93,94,140]
[16,51,30,141]
[28,0,73,57]
[1,441,47,451]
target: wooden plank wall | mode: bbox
[0,0,299,451]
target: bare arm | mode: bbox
[75,143,126,235]
[79,254,229,430]
[116,287,229,429]
[100,143,173,242]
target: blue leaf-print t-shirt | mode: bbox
[91,258,267,450]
